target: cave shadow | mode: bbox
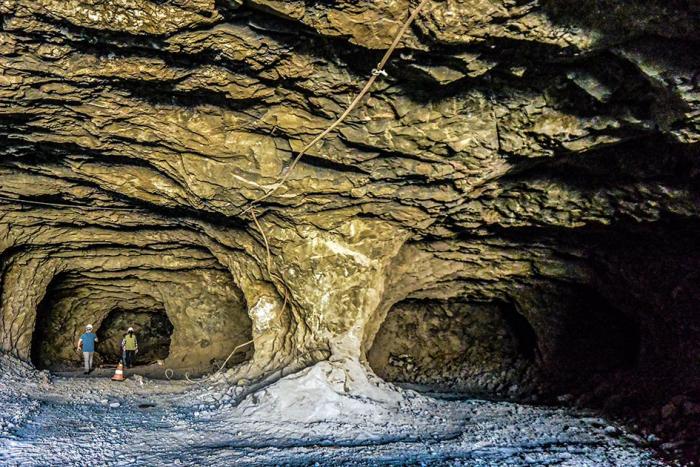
[480,217,700,464]
[30,272,71,371]
[95,308,174,366]
[539,0,695,38]
[501,301,537,361]
[367,298,540,399]
[538,283,641,379]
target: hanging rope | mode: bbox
[250,209,273,275]
[183,338,257,383]
[0,2,432,224]
[236,2,431,365]
[170,210,291,385]
[241,0,432,215]
[250,208,291,311]
[225,4,433,386]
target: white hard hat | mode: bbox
[86,324,93,330]
[128,327,134,332]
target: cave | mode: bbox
[0,0,698,464]
[541,284,640,376]
[501,303,537,361]
[368,299,539,395]
[368,287,641,398]
[26,257,255,375]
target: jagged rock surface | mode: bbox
[0,0,698,462]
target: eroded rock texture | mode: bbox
[0,0,698,461]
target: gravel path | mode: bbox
[0,357,665,466]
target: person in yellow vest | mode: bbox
[120,327,139,369]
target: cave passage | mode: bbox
[545,284,640,376]
[368,288,641,398]
[29,274,73,371]
[96,309,174,365]
[28,266,255,375]
[367,299,538,395]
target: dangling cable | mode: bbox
[241,0,432,214]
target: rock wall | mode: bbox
[0,0,698,460]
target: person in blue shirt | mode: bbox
[76,324,98,374]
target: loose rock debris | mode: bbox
[1,354,664,466]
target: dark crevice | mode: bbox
[96,309,173,365]
[30,271,72,370]
[497,134,700,189]
[500,302,538,361]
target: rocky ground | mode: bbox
[0,353,671,466]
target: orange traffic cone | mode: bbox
[111,361,126,381]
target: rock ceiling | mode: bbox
[0,0,698,390]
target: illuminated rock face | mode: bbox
[0,0,698,459]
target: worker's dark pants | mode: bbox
[124,350,135,368]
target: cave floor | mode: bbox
[49,363,204,380]
[0,369,666,467]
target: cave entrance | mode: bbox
[29,267,255,376]
[95,309,173,366]
[367,298,538,395]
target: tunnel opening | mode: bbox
[368,285,642,400]
[30,272,72,371]
[367,298,539,396]
[28,263,255,376]
[501,303,538,361]
[95,309,173,365]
